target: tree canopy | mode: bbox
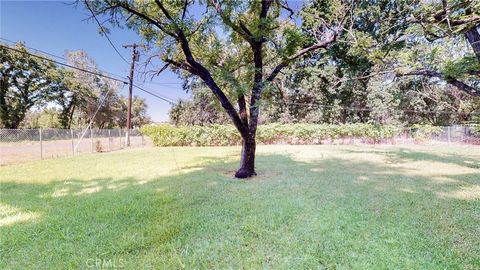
[88,0,362,177]
[0,43,150,129]
[86,0,479,178]
[0,43,57,128]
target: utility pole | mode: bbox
[123,43,139,147]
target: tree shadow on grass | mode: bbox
[0,150,479,269]
[341,146,480,169]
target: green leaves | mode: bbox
[142,123,408,146]
[442,56,480,80]
[0,43,57,128]
[281,27,304,57]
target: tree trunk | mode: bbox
[235,134,257,178]
[465,25,480,61]
[67,105,75,129]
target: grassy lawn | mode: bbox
[1,145,479,269]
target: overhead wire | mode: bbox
[132,84,175,104]
[73,88,113,153]
[0,37,67,61]
[0,43,127,84]
[141,81,184,85]
[1,37,128,80]
[0,42,177,104]
[2,38,181,95]
[134,81,179,99]
[84,1,130,65]
[3,41,475,116]
[278,101,480,115]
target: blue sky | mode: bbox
[1,0,189,122]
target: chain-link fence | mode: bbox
[1,125,478,165]
[0,128,150,165]
[431,125,479,144]
[393,125,480,145]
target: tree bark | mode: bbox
[465,25,480,61]
[67,105,75,129]
[235,134,257,178]
[110,0,342,178]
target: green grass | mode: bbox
[1,145,479,269]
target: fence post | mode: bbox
[447,126,451,144]
[91,127,94,153]
[39,128,43,160]
[71,129,75,155]
[120,129,123,148]
[108,129,111,151]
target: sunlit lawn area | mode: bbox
[1,145,479,269]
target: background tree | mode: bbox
[20,108,62,128]
[115,96,151,128]
[0,43,58,128]
[52,68,92,129]
[130,96,152,127]
[169,84,229,126]
[63,50,127,129]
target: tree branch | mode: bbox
[266,31,338,83]
[265,0,358,83]
[279,0,294,20]
[237,94,248,126]
[399,69,480,97]
[114,1,178,38]
[181,0,188,22]
[111,1,248,136]
[208,0,255,43]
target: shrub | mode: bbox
[95,140,104,152]
[141,123,411,147]
[410,124,443,142]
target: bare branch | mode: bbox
[279,0,294,20]
[152,62,170,80]
[181,0,188,22]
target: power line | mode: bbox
[0,43,177,104]
[2,38,130,80]
[0,37,67,61]
[280,101,480,115]
[15,41,469,115]
[141,81,185,91]
[0,43,128,84]
[133,84,175,104]
[2,39,182,91]
[0,37,130,80]
[142,81,184,85]
[134,82,177,101]
[84,1,130,65]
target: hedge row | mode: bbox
[141,124,443,146]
